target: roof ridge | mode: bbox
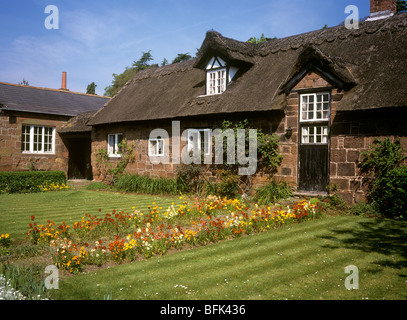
[206,12,407,57]
[0,81,110,99]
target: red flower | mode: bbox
[31,215,35,221]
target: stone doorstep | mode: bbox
[294,191,328,198]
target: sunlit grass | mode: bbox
[57,215,407,300]
[0,190,180,241]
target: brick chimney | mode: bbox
[60,71,69,91]
[367,0,397,20]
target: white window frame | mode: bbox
[108,133,123,157]
[148,138,165,157]
[21,125,55,154]
[206,68,227,95]
[300,92,330,122]
[301,125,329,144]
[187,129,211,156]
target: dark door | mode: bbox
[298,92,330,193]
[67,138,93,180]
[298,144,329,192]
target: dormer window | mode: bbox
[205,56,239,95]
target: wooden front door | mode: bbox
[299,143,329,192]
[298,92,330,192]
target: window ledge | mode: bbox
[21,152,55,156]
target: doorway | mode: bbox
[298,92,330,193]
[67,138,93,180]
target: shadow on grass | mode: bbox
[320,217,407,277]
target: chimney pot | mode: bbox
[60,71,68,91]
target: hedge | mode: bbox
[0,171,67,194]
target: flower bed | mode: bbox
[23,196,324,273]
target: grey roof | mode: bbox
[0,82,110,117]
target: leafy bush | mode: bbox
[253,180,294,205]
[359,138,406,219]
[203,170,240,199]
[175,162,205,194]
[0,171,66,194]
[359,138,406,184]
[114,173,180,195]
[348,202,379,217]
[370,166,407,219]
[321,194,348,211]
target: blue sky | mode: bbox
[0,0,370,95]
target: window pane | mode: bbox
[108,135,115,154]
[158,140,164,155]
[33,126,42,152]
[21,125,30,152]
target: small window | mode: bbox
[188,129,211,156]
[21,125,55,154]
[207,69,227,95]
[300,93,330,122]
[205,56,229,96]
[148,138,164,156]
[301,126,328,144]
[108,133,123,157]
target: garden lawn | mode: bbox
[0,190,180,241]
[57,215,407,300]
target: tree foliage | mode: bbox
[104,50,196,97]
[104,51,157,97]
[172,53,192,64]
[86,82,97,95]
[397,0,407,12]
[246,33,276,44]
[359,138,407,219]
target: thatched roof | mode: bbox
[58,111,96,133]
[0,82,110,117]
[89,12,407,126]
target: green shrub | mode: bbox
[359,138,406,219]
[253,180,294,205]
[370,166,407,219]
[348,202,379,217]
[0,171,66,194]
[114,173,180,195]
[203,170,240,199]
[175,162,205,195]
[321,194,348,211]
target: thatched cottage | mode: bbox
[84,2,407,202]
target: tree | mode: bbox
[171,53,192,64]
[86,82,97,95]
[104,51,157,97]
[161,58,169,66]
[18,78,29,86]
[246,33,276,44]
[397,0,407,12]
[133,50,155,72]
